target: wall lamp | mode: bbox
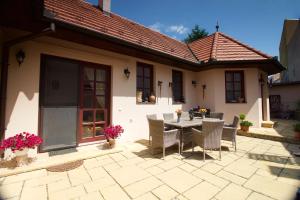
[158,81,163,87]
[16,50,25,66]
[169,82,172,87]
[259,75,265,86]
[124,68,130,79]
[192,80,197,87]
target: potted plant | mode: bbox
[294,123,300,140]
[199,108,207,119]
[149,93,156,103]
[104,125,124,148]
[239,114,253,132]
[176,109,182,122]
[0,132,43,166]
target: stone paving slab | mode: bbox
[0,136,299,200]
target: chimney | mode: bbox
[99,0,111,15]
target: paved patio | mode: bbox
[0,136,299,200]
[238,119,299,144]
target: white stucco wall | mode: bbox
[3,35,268,156]
[196,68,264,127]
[4,37,198,147]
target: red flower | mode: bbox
[0,132,43,152]
[104,125,124,139]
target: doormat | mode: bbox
[46,160,83,172]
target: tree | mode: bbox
[183,25,209,43]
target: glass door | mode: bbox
[80,65,110,143]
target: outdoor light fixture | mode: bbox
[158,81,162,87]
[124,68,130,79]
[192,80,197,87]
[202,84,206,99]
[169,82,172,87]
[16,50,25,66]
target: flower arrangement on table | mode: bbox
[0,132,43,153]
[199,108,207,118]
[104,125,124,147]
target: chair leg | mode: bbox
[219,147,222,160]
[149,135,151,146]
[181,143,184,153]
[178,142,181,155]
[234,141,237,152]
[203,149,205,161]
[163,147,165,160]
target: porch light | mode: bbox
[158,81,162,87]
[192,80,197,87]
[16,50,25,66]
[259,75,265,86]
[124,68,130,79]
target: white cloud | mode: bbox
[149,22,163,32]
[166,25,188,34]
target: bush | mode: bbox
[240,121,253,127]
[294,123,300,132]
[239,114,246,121]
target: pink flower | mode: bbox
[0,132,43,152]
[104,125,124,139]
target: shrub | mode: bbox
[240,121,253,127]
[0,132,43,152]
[294,123,300,132]
[239,114,246,121]
[297,100,300,111]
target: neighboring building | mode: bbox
[279,19,300,82]
[0,0,283,154]
[269,19,300,115]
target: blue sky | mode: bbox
[88,0,299,57]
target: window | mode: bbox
[172,70,184,103]
[136,62,154,103]
[225,71,245,103]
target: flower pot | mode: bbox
[136,91,143,103]
[14,148,29,166]
[149,94,156,103]
[108,139,116,148]
[241,125,249,132]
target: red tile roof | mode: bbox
[188,32,272,63]
[43,0,197,63]
[43,0,272,64]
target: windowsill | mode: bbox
[136,102,156,105]
[226,101,247,104]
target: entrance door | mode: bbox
[40,55,79,152]
[79,64,111,142]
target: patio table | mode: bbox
[164,118,221,153]
[164,118,203,153]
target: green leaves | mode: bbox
[183,25,209,43]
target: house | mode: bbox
[269,19,300,117]
[0,0,284,154]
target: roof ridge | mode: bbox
[218,32,271,58]
[188,33,214,45]
[211,32,219,60]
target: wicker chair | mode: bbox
[192,120,224,161]
[147,114,157,145]
[222,115,239,151]
[209,112,224,120]
[163,113,174,120]
[148,118,180,159]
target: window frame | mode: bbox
[172,70,185,104]
[225,70,246,103]
[136,62,154,103]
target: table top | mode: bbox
[164,117,222,128]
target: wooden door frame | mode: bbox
[38,54,111,153]
[78,63,111,143]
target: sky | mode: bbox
[87,0,300,57]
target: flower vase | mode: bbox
[14,148,29,166]
[177,114,181,123]
[108,138,116,148]
[202,113,205,119]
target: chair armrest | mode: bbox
[164,129,178,135]
[223,126,236,131]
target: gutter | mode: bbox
[41,13,200,68]
[0,23,55,141]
